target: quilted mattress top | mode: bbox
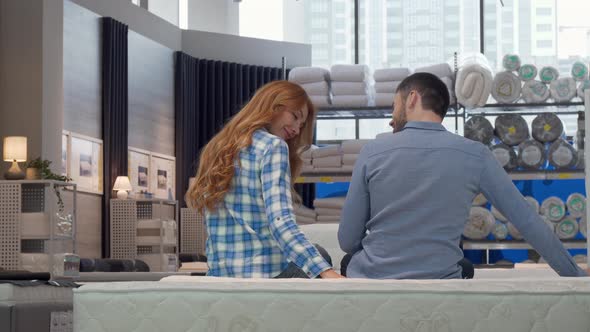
[75,274,590,295]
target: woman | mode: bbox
[186,80,342,279]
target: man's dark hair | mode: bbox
[395,72,450,118]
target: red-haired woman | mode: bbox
[187,81,342,279]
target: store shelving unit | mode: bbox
[303,94,590,266]
[110,198,179,272]
[0,180,77,272]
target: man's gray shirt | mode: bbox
[338,121,586,279]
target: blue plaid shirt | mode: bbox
[205,129,331,278]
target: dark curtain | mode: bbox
[101,17,128,258]
[295,183,316,209]
[174,52,287,208]
[174,52,199,213]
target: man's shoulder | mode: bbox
[444,132,489,156]
[362,130,488,159]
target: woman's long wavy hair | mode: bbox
[186,80,316,213]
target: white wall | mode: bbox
[42,0,65,174]
[187,0,239,35]
[237,0,306,44]
[239,0,283,41]
[283,0,306,44]
[70,0,181,50]
[182,29,311,68]
[128,31,175,156]
[63,1,101,138]
[0,0,62,175]
[148,0,179,27]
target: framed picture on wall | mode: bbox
[69,133,103,194]
[150,152,175,200]
[128,147,151,194]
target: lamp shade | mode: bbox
[3,136,27,162]
[113,176,132,191]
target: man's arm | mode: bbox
[338,147,370,254]
[478,147,586,277]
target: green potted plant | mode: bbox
[25,157,48,180]
[25,157,72,211]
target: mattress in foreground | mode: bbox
[0,282,73,304]
[74,275,590,332]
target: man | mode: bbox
[338,72,588,279]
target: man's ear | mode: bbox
[407,91,418,109]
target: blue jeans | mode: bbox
[339,254,475,279]
[273,244,332,279]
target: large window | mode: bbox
[235,1,589,140]
[356,0,480,70]
[536,24,552,32]
[304,0,355,68]
[483,0,590,75]
[536,7,552,16]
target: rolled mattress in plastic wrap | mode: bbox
[517,139,546,170]
[548,139,578,169]
[464,116,494,145]
[566,193,586,218]
[491,144,518,170]
[495,114,529,146]
[531,113,564,143]
[541,196,566,222]
[464,207,495,240]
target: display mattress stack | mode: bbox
[311,145,343,172]
[288,67,332,107]
[330,64,371,107]
[313,197,345,223]
[373,68,410,107]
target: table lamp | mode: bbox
[3,136,27,180]
[113,176,132,199]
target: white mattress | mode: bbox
[299,223,345,272]
[0,283,73,304]
[74,275,590,332]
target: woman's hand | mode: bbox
[319,269,345,278]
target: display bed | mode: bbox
[0,283,74,332]
[74,272,590,332]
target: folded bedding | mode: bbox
[313,197,346,209]
[311,145,341,158]
[300,81,330,95]
[375,93,395,107]
[331,82,369,95]
[374,81,401,93]
[341,140,370,154]
[288,66,330,84]
[415,63,453,78]
[374,68,411,82]
[313,155,343,168]
[330,64,370,82]
[331,95,370,107]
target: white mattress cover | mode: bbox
[299,223,345,271]
[75,275,590,332]
[77,275,590,293]
[0,283,73,303]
